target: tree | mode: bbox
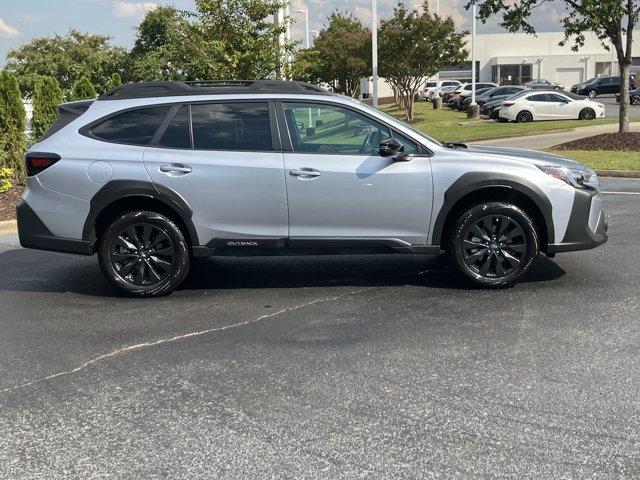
[6,29,127,97]
[468,0,638,133]
[70,76,97,100]
[293,12,371,97]
[32,76,64,140]
[129,0,295,82]
[105,72,122,92]
[0,71,26,178]
[379,3,468,121]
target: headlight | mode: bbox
[537,164,599,190]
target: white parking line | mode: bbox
[602,191,640,195]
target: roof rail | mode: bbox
[98,80,330,100]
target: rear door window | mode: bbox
[191,102,272,151]
[91,106,171,145]
[157,106,192,149]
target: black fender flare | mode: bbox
[82,180,199,246]
[431,172,555,247]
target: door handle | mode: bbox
[289,168,320,177]
[159,164,192,174]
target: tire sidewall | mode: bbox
[448,203,540,288]
[98,211,191,297]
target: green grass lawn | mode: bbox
[547,150,640,171]
[381,102,615,142]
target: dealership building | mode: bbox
[364,30,640,98]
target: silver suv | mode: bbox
[18,80,607,296]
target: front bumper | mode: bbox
[17,199,93,255]
[546,188,608,254]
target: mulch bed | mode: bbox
[553,132,640,151]
[0,180,24,221]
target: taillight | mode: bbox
[502,102,515,107]
[25,152,61,177]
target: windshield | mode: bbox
[355,100,442,147]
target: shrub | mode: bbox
[105,72,122,92]
[0,71,26,179]
[0,167,13,194]
[70,75,97,100]
[32,76,64,140]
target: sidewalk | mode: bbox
[473,122,640,149]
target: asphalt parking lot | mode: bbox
[599,95,640,119]
[1,177,639,479]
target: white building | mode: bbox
[363,30,640,99]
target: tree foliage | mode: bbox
[105,72,122,92]
[32,76,64,140]
[468,0,639,132]
[291,12,371,97]
[5,29,127,97]
[379,2,468,121]
[129,0,295,81]
[0,71,26,179]
[70,76,97,101]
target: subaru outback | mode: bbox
[18,80,607,296]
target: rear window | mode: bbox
[191,102,271,151]
[91,106,171,145]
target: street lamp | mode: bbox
[372,0,378,107]
[296,8,310,49]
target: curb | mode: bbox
[0,220,17,236]
[596,170,640,178]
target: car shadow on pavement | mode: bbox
[0,249,566,297]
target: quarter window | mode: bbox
[91,106,171,145]
[191,102,272,151]
[283,103,418,155]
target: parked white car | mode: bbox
[419,80,462,100]
[499,91,606,122]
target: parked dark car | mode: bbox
[570,76,637,98]
[615,87,640,104]
[458,87,495,110]
[525,79,564,90]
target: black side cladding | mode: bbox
[38,100,94,141]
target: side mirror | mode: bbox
[379,138,412,161]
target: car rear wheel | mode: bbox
[632,96,639,105]
[579,108,596,120]
[515,111,533,123]
[98,211,191,297]
[447,202,540,288]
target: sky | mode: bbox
[0,0,573,65]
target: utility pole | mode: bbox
[372,0,379,107]
[467,2,479,119]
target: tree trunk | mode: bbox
[618,62,630,133]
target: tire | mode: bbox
[515,110,533,123]
[632,96,639,105]
[98,211,191,297]
[587,89,597,99]
[447,202,540,288]
[579,108,596,120]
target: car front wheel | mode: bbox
[447,202,540,288]
[587,90,597,98]
[579,108,596,120]
[98,211,191,297]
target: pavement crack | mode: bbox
[0,287,373,395]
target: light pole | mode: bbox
[285,3,292,76]
[471,3,476,105]
[372,0,379,107]
[296,8,310,49]
[434,0,440,91]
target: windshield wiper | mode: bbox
[443,142,468,149]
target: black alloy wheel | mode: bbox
[98,211,190,297]
[516,111,533,123]
[579,108,596,120]
[461,215,527,278]
[110,223,176,286]
[448,202,540,288]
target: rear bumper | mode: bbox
[546,188,608,254]
[17,199,93,255]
